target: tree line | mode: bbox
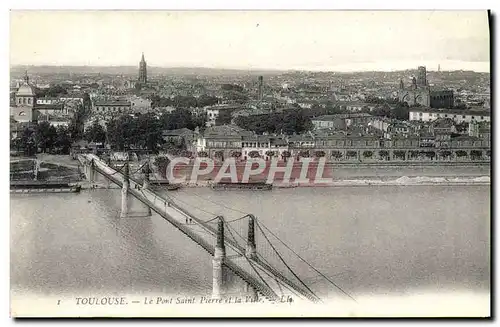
[12,107,207,155]
[234,109,313,135]
[86,109,207,153]
[149,95,220,109]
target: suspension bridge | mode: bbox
[78,153,355,304]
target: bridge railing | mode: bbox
[87,155,321,302]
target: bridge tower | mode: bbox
[120,162,152,218]
[245,215,259,301]
[212,217,227,300]
[89,159,96,183]
[246,214,257,259]
[142,161,151,190]
[120,163,130,218]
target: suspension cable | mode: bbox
[223,219,276,300]
[257,220,357,303]
[254,220,321,302]
[225,214,251,224]
[177,189,250,215]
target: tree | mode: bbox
[40,84,68,98]
[154,156,171,179]
[363,150,373,158]
[106,115,135,151]
[470,150,483,160]
[393,150,406,160]
[331,151,343,159]
[409,150,420,159]
[84,121,106,144]
[379,150,390,159]
[281,150,291,162]
[298,150,310,158]
[392,104,410,120]
[197,95,219,107]
[265,150,275,158]
[456,150,468,158]
[231,151,242,158]
[440,150,452,159]
[34,121,57,153]
[214,150,225,161]
[234,109,313,135]
[215,109,233,126]
[197,151,208,157]
[135,113,164,153]
[425,151,436,160]
[314,150,326,158]
[346,151,357,158]
[54,126,72,154]
[160,108,195,130]
[248,150,260,158]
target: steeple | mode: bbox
[24,70,29,84]
[138,52,147,84]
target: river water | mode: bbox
[11,181,490,306]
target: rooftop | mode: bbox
[409,107,490,116]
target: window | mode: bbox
[419,112,423,116]
[471,116,475,120]
[481,116,484,120]
[462,116,466,119]
[444,114,448,118]
[19,111,26,116]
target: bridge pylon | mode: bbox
[212,217,227,300]
[120,162,151,218]
[142,161,151,190]
[89,159,95,183]
[246,214,257,259]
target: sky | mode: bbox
[9,10,491,72]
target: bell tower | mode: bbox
[138,52,147,84]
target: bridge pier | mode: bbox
[245,283,259,301]
[246,214,257,259]
[89,159,96,183]
[143,161,151,190]
[120,163,151,218]
[212,217,227,300]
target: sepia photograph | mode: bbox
[8,9,491,318]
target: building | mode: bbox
[337,101,376,112]
[14,72,39,107]
[398,66,454,108]
[129,96,152,113]
[138,53,147,85]
[311,113,372,130]
[241,135,271,160]
[205,104,242,127]
[162,128,198,152]
[258,76,264,102]
[93,100,132,115]
[409,108,490,124]
[10,72,72,123]
[36,97,60,105]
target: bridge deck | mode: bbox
[79,154,317,303]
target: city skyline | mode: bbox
[10,11,490,72]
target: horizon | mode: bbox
[10,11,490,73]
[10,60,491,74]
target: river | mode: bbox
[11,182,490,307]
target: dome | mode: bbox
[16,83,37,97]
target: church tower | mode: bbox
[138,52,147,84]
